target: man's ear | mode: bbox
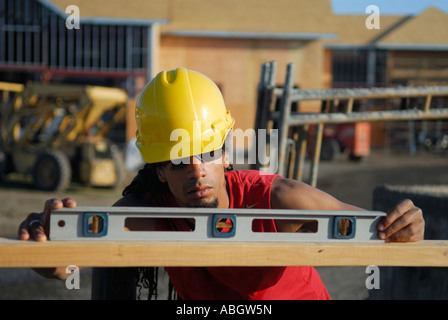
[222,150,230,169]
[156,166,167,183]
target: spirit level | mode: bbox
[49,206,386,242]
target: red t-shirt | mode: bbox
[153,170,330,300]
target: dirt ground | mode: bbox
[0,149,447,300]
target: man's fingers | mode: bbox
[18,228,29,240]
[18,198,78,242]
[379,206,424,242]
[380,207,414,236]
[384,223,423,242]
[44,198,63,215]
[30,225,47,242]
[44,198,76,213]
[62,197,77,208]
[18,213,47,241]
[378,199,416,231]
[18,220,30,240]
[42,198,76,231]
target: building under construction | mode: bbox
[1,0,448,151]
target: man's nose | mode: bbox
[186,156,206,179]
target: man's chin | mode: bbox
[187,198,219,208]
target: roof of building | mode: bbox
[42,0,338,39]
[43,0,448,46]
[375,7,448,49]
[41,0,170,22]
[324,14,405,47]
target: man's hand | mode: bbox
[18,198,77,241]
[378,199,424,242]
[17,198,78,279]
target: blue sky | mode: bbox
[331,0,448,15]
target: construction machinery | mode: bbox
[0,81,127,191]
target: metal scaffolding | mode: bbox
[254,62,448,187]
[0,0,150,77]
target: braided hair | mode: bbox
[120,143,233,299]
[122,162,169,199]
[119,162,174,299]
[123,136,233,199]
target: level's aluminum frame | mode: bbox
[50,206,386,242]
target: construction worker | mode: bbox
[18,68,424,299]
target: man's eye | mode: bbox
[170,163,186,170]
[200,150,220,162]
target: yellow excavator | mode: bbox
[0,81,127,191]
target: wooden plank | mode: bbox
[1,238,447,268]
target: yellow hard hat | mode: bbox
[135,67,235,164]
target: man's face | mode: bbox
[156,151,230,208]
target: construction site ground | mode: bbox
[0,148,447,300]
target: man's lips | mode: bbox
[186,186,213,198]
